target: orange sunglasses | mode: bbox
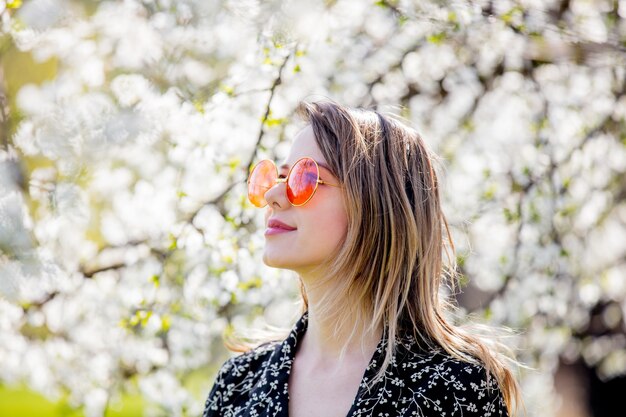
[247,157,341,207]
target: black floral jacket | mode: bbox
[203,311,509,416]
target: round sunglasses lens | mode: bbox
[248,160,276,207]
[287,158,319,205]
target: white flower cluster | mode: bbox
[2,0,626,416]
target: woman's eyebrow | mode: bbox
[279,161,333,172]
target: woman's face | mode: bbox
[262,125,348,275]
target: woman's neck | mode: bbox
[296,273,384,371]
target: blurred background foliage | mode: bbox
[1,0,626,416]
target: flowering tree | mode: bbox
[1,1,625,416]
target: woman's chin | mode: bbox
[262,252,287,269]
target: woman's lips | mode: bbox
[264,227,296,236]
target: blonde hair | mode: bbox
[226,99,523,414]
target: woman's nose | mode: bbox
[264,180,289,209]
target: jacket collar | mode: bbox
[250,310,427,416]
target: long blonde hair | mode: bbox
[226,99,522,414]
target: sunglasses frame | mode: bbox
[247,156,340,208]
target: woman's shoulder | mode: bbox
[392,341,509,416]
[403,347,502,389]
[203,340,282,416]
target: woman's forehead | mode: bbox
[279,126,332,172]
[278,159,333,173]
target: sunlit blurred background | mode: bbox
[1,0,625,416]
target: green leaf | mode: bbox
[192,99,205,114]
[140,310,152,327]
[562,177,571,190]
[501,6,523,24]
[150,274,160,288]
[228,157,241,173]
[529,202,541,223]
[264,117,286,127]
[237,276,263,291]
[511,179,524,193]
[7,0,23,9]
[168,233,177,250]
[261,111,287,127]
[456,254,466,268]
[458,274,469,288]
[220,84,235,96]
[461,119,475,132]
[209,266,228,276]
[129,314,140,327]
[223,322,235,339]
[503,207,520,223]
[170,301,182,314]
[482,184,497,200]
[160,315,171,332]
[427,32,447,44]
[531,117,549,134]
[559,204,577,216]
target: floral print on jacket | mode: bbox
[203,311,509,417]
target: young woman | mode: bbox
[203,100,522,417]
